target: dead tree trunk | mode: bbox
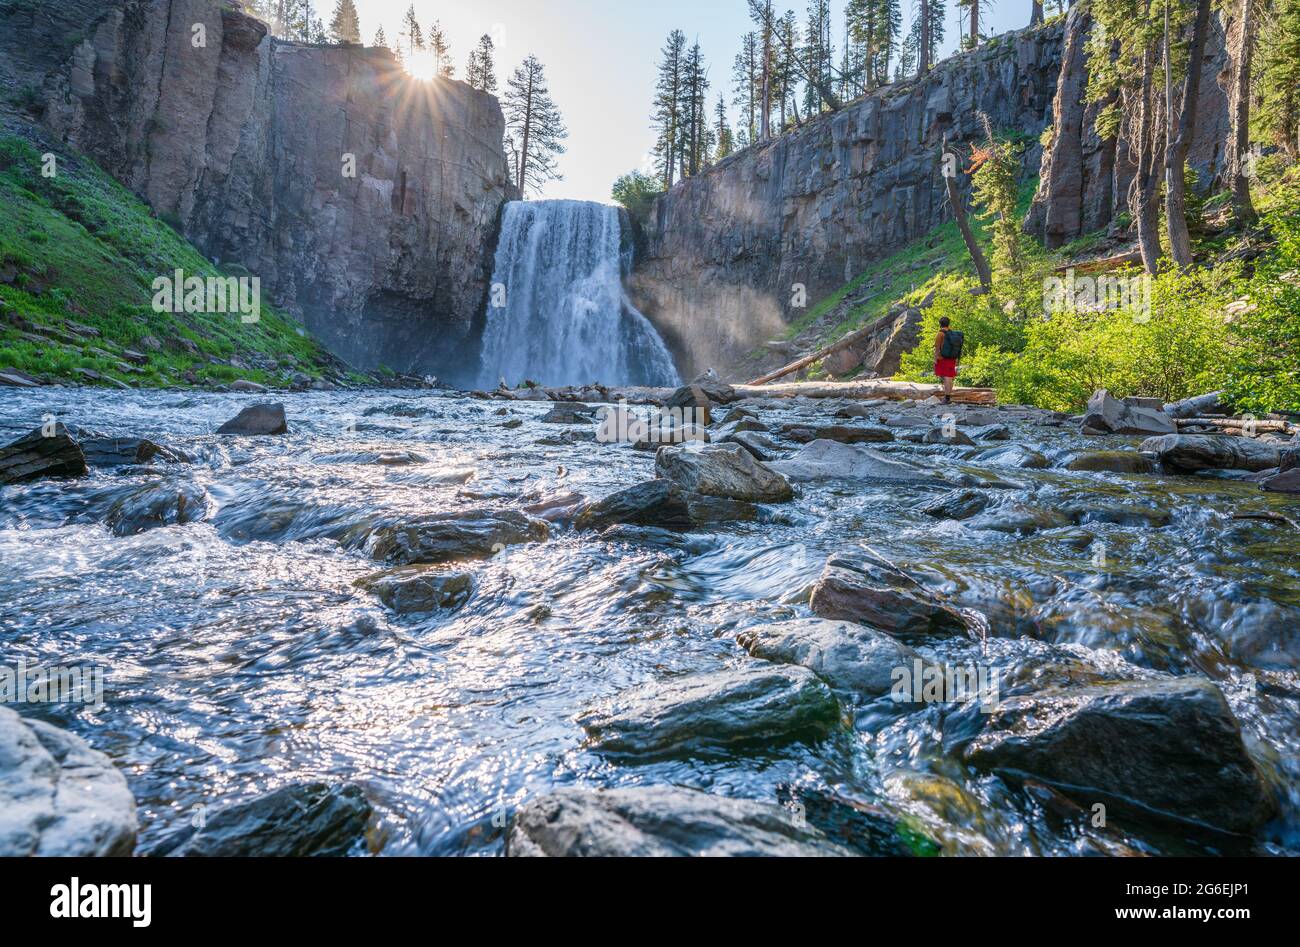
[1165,0,1213,269]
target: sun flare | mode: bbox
[403,49,438,82]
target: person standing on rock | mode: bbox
[934,317,963,405]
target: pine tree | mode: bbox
[428,20,454,78]
[328,0,360,45]
[905,0,944,76]
[466,35,499,93]
[503,55,568,197]
[680,42,712,176]
[652,30,688,188]
[1258,0,1300,159]
[802,0,835,116]
[373,25,390,51]
[732,32,760,148]
[398,4,424,59]
[714,97,735,161]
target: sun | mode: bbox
[404,49,438,82]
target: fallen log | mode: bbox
[748,316,892,387]
[1053,250,1144,275]
[1177,417,1299,436]
[732,379,997,405]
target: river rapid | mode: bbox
[2,387,1297,856]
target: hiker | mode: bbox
[934,317,964,404]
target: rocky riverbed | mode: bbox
[1,384,1297,857]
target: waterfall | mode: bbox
[477,201,681,389]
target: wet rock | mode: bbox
[1061,502,1171,528]
[722,406,759,424]
[663,384,714,425]
[1060,450,1155,474]
[960,677,1276,834]
[0,423,88,485]
[62,426,187,468]
[541,403,596,425]
[965,504,1071,535]
[357,569,474,614]
[712,417,769,440]
[768,440,943,484]
[151,783,370,857]
[228,380,269,394]
[686,367,739,404]
[0,707,137,857]
[366,510,548,565]
[780,423,895,444]
[655,443,793,503]
[574,480,759,531]
[1081,389,1176,435]
[104,480,210,537]
[966,423,1011,441]
[0,368,40,387]
[507,786,855,857]
[721,429,785,462]
[578,665,840,760]
[738,618,923,698]
[922,427,976,446]
[1261,468,1300,494]
[979,444,1049,469]
[919,489,993,520]
[775,785,939,856]
[216,403,288,436]
[1139,434,1280,473]
[809,554,966,639]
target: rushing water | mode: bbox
[2,387,1298,856]
[476,201,681,389]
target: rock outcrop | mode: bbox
[3,0,513,385]
[631,24,1066,377]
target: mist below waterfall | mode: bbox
[477,201,681,389]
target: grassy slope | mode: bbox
[0,128,345,388]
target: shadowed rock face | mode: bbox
[631,24,1066,378]
[4,0,513,385]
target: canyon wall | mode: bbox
[1,0,514,384]
[632,24,1066,379]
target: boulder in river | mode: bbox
[965,424,1011,441]
[809,554,967,639]
[507,786,855,857]
[1139,434,1280,473]
[960,677,1276,835]
[150,783,371,857]
[775,784,940,857]
[663,384,713,425]
[921,427,976,446]
[919,488,993,521]
[768,440,943,484]
[737,618,925,699]
[0,706,137,857]
[574,479,759,530]
[685,367,739,405]
[0,423,88,485]
[655,443,794,503]
[578,664,840,760]
[721,429,785,462]
[780,423,895,445]
[1261,466,1300,494]
[366,510,548,565]
[357,569,474,614]
[1060,450,1155,474]
[541,403,597,425]
[1081,390,1176,436]
[216,402,288,436]
[104,480,210,537]
[979,444,1049,469]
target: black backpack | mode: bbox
[940,329,965,360]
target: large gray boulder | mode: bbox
[578,665,840,760]
[779,423,894,444]
[216,403,288,436]
[962,677,1276,834]
[810,554,967,639]
[0,423,88,485]
[507,786,856,857]
[1261,449,1300,493]
[103,480,210,536]
[655,443,793,503]
[357,569,474,614]
[365,510,548,564]
[768,440,943,484]
[1082,390,1176,436]
[573,480,759,530]
[1140,434,1281,473]
[0,707,137,856]
[737,618,924,698]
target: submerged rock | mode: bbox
[357,569,474,614]
[573,480,759,530]
[578,665,840,760]
[979,444,1049,469]
[809,554,967,639]
[216,402,288,436]
[151,783,370,857]
[921,427,976,446]
[966,423,1011,441]
[1060,450,1154,474]
[1081,390,1176,436]
[737,618,923,698]
[780,423,894,444]
[919,488,993,520]
[540,403,596,425]
[0,423,88,485]
[768,440,942,484]
[960,677,1276,835]
[104,480,210,537]
[775,785,940,856]
[965,503,1072,535]
[655,443,793,503]
[0,707,137,857]
[720,429,785,462]
[366,510,548,565]
[507,786,855,857]
[1140,434,1280,473]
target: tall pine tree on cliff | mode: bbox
[328,0,360,45]
[652,30,688,188]
[466,35,499,93]
[504,56,569,197]
[398,5,424,59]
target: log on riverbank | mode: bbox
[732,380,998,405]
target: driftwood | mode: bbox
[1233,512,1300,532]
[1054,250,1145,275]
[942,135,993,291]
[748,317,892,387]
[733,379,997,405]
[1177,417,1299,436]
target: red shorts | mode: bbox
[935,358,958,379]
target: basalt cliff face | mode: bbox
[632,25,1066,379]
[1,0,514,384]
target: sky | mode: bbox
[350,1,1033,202]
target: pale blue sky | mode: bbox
[350,1,1033,201]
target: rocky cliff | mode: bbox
[1,0,513,384]
[632,24,1066,379]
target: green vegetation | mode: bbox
[611,170,664,229]
[0,134,331,388]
